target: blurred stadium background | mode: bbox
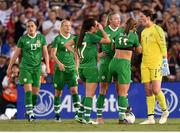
[0,0,180,131]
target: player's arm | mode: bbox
[97,23,111,44]
[7,47,21,75]
[51,48,66,71]
[135,46,142,54]
[133,32,142,54]
[155,26,167,58]
[43,45,50,73]
[65,39,76,54]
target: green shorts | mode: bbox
[99,62,112,83]
[109,58,131,84]
[19,67,41,87]
[53,68,78,90]
[78,67,99,83]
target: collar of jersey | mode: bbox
[27,33,37,39]
[60,33,71,39]
[108,25,118,32]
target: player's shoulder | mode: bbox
[36,33,46,38]
[153,24,164,32]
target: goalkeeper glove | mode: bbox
[161,58,170,76]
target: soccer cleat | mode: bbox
[25,113,36,122]
[75,115,83,123]
[140,116,155,125]
[125,106,132,113]
[54,115,62,122]
[96,117,104,124]
[119,119,129,124]
[82,119,98,125]
[159,110,169,124]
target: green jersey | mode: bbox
[74,33,102,68]
[115,28,140,49]
[96,25,124,63]
[52,34,75,70]
[17,33,47,69]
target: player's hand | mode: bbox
[98,52,106,58]
[97,23,103,31]
[161,58,170,76]
[46,66,50,74]
[58,62,66,71]
[6,67,12,77]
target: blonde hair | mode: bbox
[59,19,71,34]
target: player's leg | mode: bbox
[116,59,131,124]
[140,65,155,124]
[68,69,80,116]
[19,68,35,121]
[31,68,41,109]
[83,68,98,124]
[53,69,64,122]
[75,68,86,121]
[96,62,110,124]
[151,68,169,124]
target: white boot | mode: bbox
[159,110,169,124]
[140,115,155,124]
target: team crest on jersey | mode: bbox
[23,78,27,82]
[31,40,41,50]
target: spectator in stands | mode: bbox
[42,9,61,45]
[14,13,26,43]
[0,63,19,120]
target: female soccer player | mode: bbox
[139,10,170,124]
[51,20,80,122]
[7,20,50,121]
[96,12,124,124]
[109,18,142,124]
[65,18,111,124]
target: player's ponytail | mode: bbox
[142,10,157,21]
[125,18,137,35]
[77,18,96,47]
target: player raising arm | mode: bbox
[65,18,111,124]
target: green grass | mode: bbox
[0,119,180,131]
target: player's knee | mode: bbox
[70,87,78,94]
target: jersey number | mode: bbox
[78,42,87,58]
[119,37,128,45]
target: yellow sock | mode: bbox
[155,91,167,111]
[146,95,155,115]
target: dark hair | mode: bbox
[26,19,37,26]
[77,18,96,47]
[142,10,157,21]
[125,18,137,35]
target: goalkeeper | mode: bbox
[139,10,170,125]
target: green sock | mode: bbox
[25,91,33,115]
[54,96,61,117]
[96,94,105,118]
[84,97,92,122]
[118,96,128,120]
[78,97,85,118]
[72,94,80,115]
[32,94,38,108]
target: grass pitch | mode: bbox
[0,119,180,131]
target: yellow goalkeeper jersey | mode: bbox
[141,24,167,68]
